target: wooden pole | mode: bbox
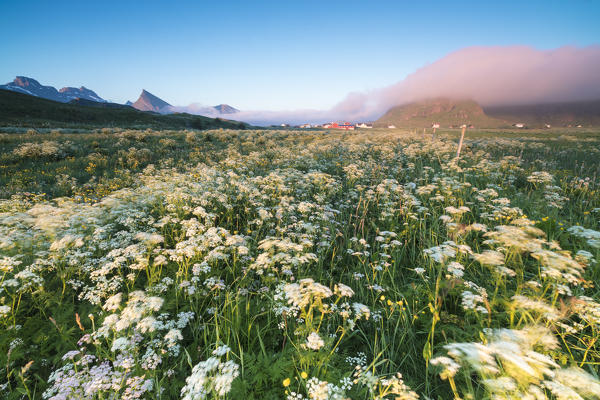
[456,125,466,158]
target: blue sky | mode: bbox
[1,0,598,110]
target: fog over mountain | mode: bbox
[219,45,600,125]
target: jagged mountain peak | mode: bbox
[131,90,171,113]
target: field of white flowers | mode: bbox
[1,128,599,399]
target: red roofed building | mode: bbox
[330,122,355,130]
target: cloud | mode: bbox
[332,45,600,122]
[221,109,331,126]
[170,45,600,125]
[165,103,220,117]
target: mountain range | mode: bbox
[0,88,248,130]
[0,76,240,118]
[0,76,106,103]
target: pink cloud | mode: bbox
[332,45,600,122]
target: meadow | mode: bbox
[0,127,599,399]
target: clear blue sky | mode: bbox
[1,0,598,110]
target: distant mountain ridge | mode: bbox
[376,98,600,128]
[0,76,106,103]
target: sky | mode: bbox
[1,0,599,113]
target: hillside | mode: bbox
[68,98,133,109]
[484,100,600,127]
[375,98,507,128]
[376,98,600,129]
[0,89,248,130]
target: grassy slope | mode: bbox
[374,98,508,128]
[0,89,248,130]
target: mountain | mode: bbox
[0,76,106,103]
[0,89,249,130]
[375,98,506,128]
[59,86,105,102]
[213,104,239,114]
[375,98,600,128]
[132,89,171,113]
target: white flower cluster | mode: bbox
[180,345,240,400]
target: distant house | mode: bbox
[356,122,373,129]
[280,123,290,127]
[387,125,396,129]
[325,122,354,130]
[545,124,551,128]
[514,123,525,128]
[299,124,312,128]
[332,122,355,130]
[432,123,440,129]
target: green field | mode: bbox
[1,127,599,399]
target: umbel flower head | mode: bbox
[181,344,240,400]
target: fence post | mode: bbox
[456,125,466,158]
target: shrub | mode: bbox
[13,141,64,159]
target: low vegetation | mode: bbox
[1,127,599,399]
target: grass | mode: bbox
[0,127,599,399]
